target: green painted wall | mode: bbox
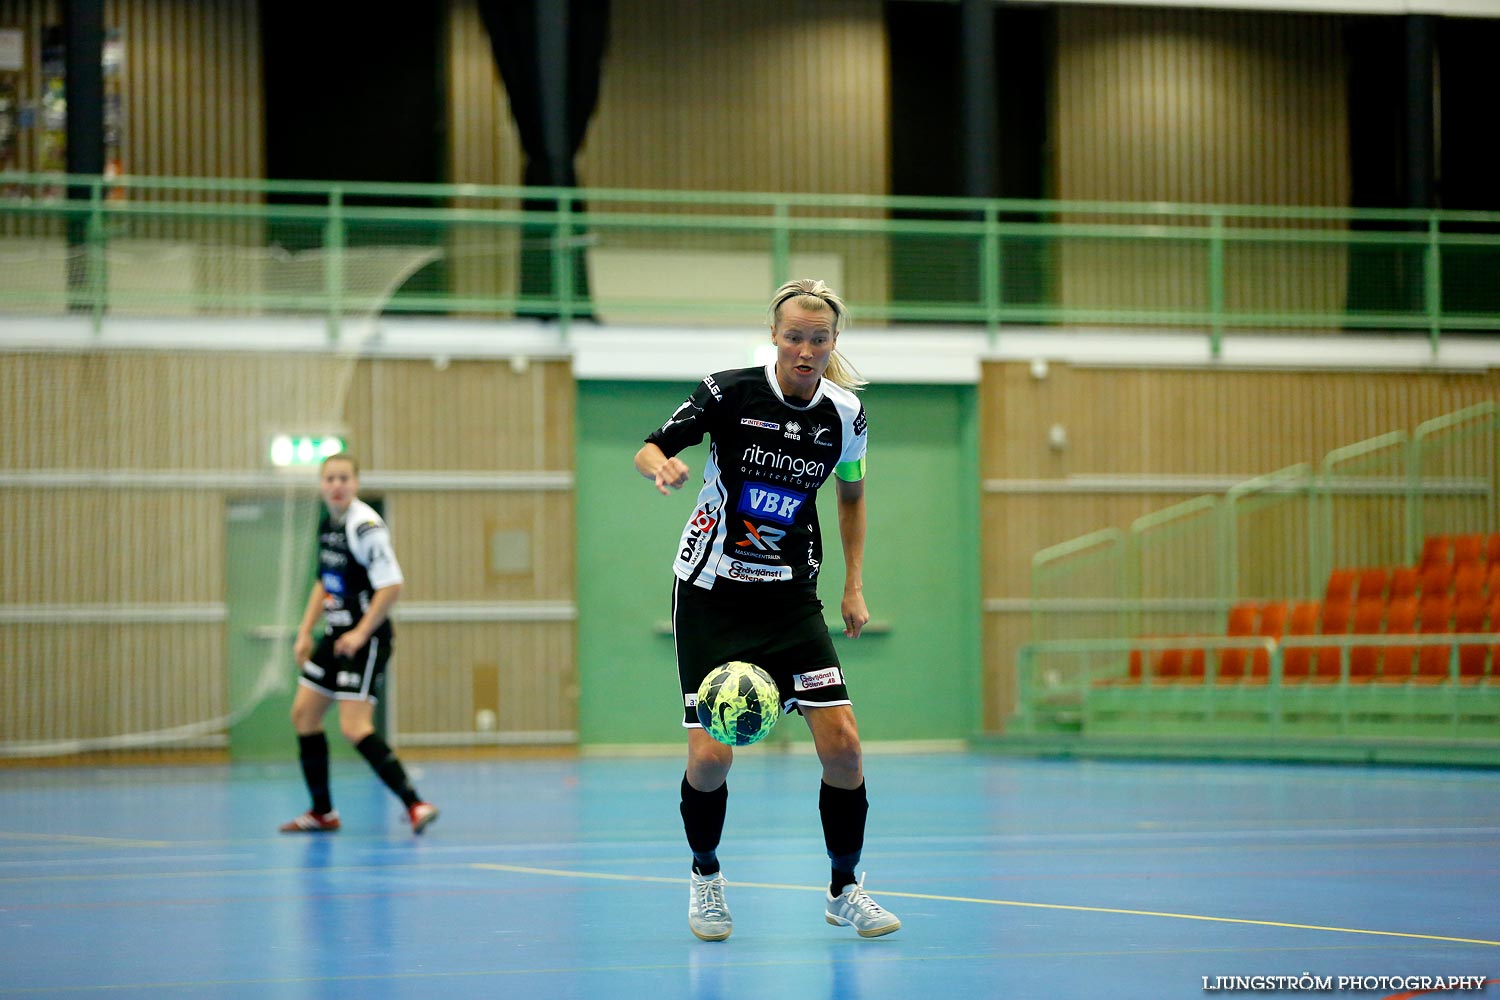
[576,380,981,745]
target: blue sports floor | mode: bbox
[1,750,1497,999]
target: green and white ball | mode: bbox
[696,661,781,746]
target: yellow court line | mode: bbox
[469,862,1500,948]
[0,831,172,848]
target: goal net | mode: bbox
[0,239,439,760]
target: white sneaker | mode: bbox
[689,871,732,941]
[825,873,901,938]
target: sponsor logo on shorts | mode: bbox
[304,663,326,679]
[740,418,780,430]
[793,667,843,692]
[726,560,792,582]
[684,693,698,708]
[337,670,362,688]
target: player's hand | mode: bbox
[654,457,691,494]
[841,592,870,639]
[333,629,366,658]
[293,631,313,666]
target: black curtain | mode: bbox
[1435,17,1500,325]
[477,0,609,310]
[886,1,1048,317]
[1344,16,1429,320]
[260,3,446,299]
[61,1,105,304]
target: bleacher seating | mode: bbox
[1082,532,1500,740]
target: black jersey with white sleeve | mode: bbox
[317,498,404,638]
[645,365,867,591]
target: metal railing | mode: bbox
[3,172,1499,351]
[1016,632,1500,739]
[1030,405,1500,634]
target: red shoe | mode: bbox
[409,801,439,835]
[279,809,340,833]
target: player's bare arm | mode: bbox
[836,476,869,639]
[332,583,403,658]
[635,442,691,495]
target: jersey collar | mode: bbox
[762,363,825,409]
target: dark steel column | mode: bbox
[960,0,998,200]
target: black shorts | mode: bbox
[300,631,391,702]
[672,577,851,728]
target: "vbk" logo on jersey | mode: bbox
[737,481,806,525]
[737,521,787,551]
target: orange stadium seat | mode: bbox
[1217,602,1258,683]
[1315,591,1353,682]
[1388,566,1419,600]
[1452,533,1484,567]
[1355,568,1389,602]
[1282,601,1320,682]
[1454,562,1485,601]
[1453,595,1488,682]
[1348,596,1385,681]
[1323,568,1356,607]
[1250,601,1288,681]
[1419,535,1451,569]
[1419,562,1452,597]
[1414,592,1454,682]
[1377,596,1418,682]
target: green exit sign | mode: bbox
[269,434,346,467]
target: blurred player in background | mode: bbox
[278,452,438,835]
[634,279,901,941]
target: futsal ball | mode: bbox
[696,661,781,746]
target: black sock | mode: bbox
[355,733,420,808]
[298,732,333,815]
[680,774,728,876]
[820,780,868,895]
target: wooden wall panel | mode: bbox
[111,0,264,179]
[1,350,577,748]
[393,493,575,604]
[0,491,222,604]
[577,0,888,197]
[1052,8,1350,318]
[342,358,575,472]
[1054,8,1347,206]
[396,622,576,736]
[443,0,892,316]
[0,624,223,741]
[444,0,524,187]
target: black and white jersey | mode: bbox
[646,364,867,591]
[316,498,404,639]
